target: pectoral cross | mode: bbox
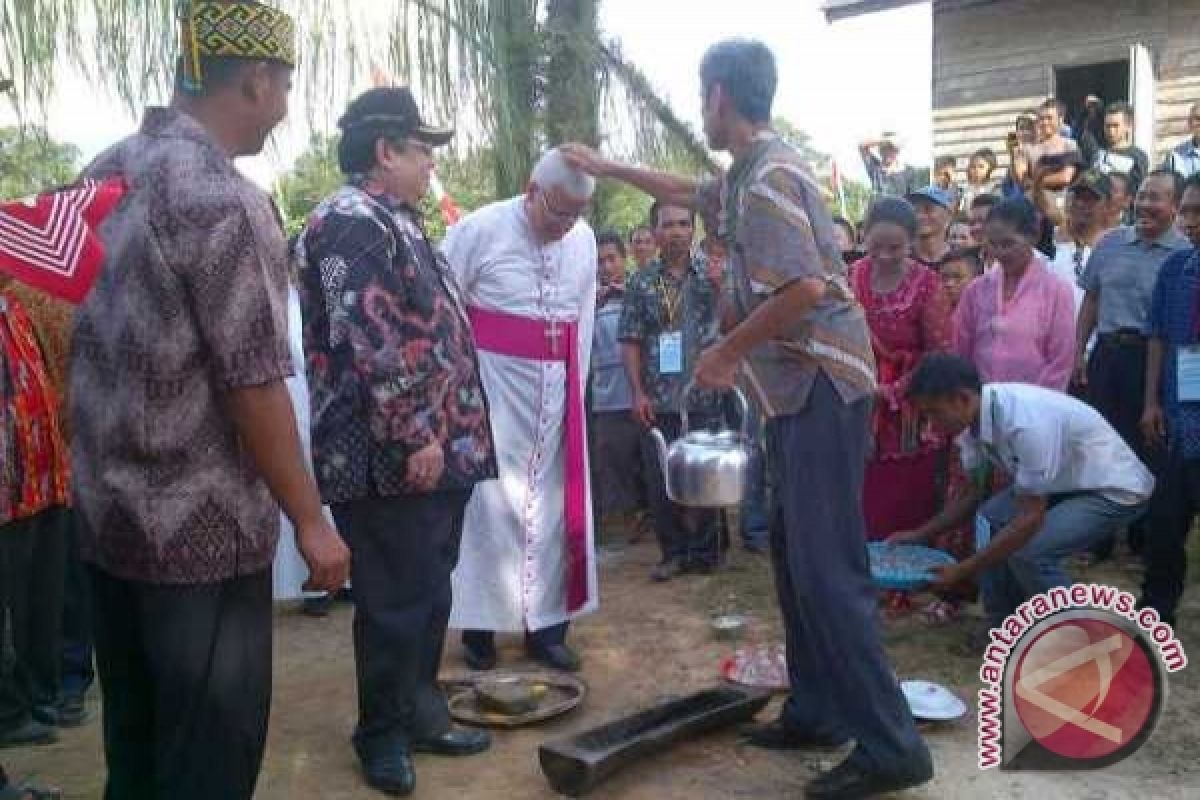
[545,318,563,355]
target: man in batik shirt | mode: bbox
[563,39,933,799]
[619,201,722,581]
[297,87,497,797]
[73,4,348,797]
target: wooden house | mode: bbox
[824,0,1200,174]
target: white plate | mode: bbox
[901,679,968,722]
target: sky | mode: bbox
[5,0,932,190]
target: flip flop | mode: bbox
[921,599,962,626]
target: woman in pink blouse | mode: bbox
[850,198,953,542]
[953,199,1076,389]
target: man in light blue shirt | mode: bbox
[1163,102,1200,180]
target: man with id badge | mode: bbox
[619,202,723,582]
[1138,173,1200,627]
[898,354,1153,633]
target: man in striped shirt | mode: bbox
[562,38,932,800]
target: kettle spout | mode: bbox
[649,427,669,478]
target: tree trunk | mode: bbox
[488,0,540,199]
[542,0,600,148]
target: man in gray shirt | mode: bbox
[1076,169,1188,552]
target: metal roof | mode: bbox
[821,0,928,21]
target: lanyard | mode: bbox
[656,272,686,330]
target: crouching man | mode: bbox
[890,353,1153,628]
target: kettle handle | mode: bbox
[679,379,751,438]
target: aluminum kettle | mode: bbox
[650,382,752,508]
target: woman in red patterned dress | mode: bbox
[850,198,953,544]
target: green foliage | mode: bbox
[832,178,873,227]
[593,181,651,237]
[0,125,80,198]
[423,146,497,241]
[275,134,341,235]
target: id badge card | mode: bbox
[1178,345,1200,403]
[974,514,992,552]
[658,331,683,375]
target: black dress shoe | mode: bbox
[740,718,848,751]
[354,739,416,797]
[528,642,582,672]
[411,726,491,756]
[301,593,335,617]
[462,631,497,671]
[804,752,933,799]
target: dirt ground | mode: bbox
[9,521,1200,799]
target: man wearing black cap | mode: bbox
[1047,169,1111,325]
[296,86,497,796]
[74,3,350,798]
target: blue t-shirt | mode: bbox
[1147,248,1200,457]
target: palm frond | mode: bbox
[597,40,718,175]
[0,0,713,191]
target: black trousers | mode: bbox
[1088,336,1150,549]
[1088,336,1147,455]
[1141,449,1200,624]
[90,564,273,800]
[765,376,928,773]
[640,412,721,566]
[0,507,67,731]
[61,508,95,698]
[332,490,472,749]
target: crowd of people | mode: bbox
[3,2,1200,799]
[842,96,1200,638]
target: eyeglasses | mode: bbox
[539,191,588,225]
[385,136,434,158]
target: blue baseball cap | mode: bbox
[906,186,955,210]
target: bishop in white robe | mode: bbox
[443,149,599,671]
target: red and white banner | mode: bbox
[0,178,127,304]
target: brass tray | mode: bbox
[440,669,587,729]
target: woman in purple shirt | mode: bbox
[953,199,1076,390]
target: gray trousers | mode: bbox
[764,375,929,772]
[980,487,1146,627]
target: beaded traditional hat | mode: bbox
[178,1,296,92]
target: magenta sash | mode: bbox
[467,305,588,613]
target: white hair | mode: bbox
[531,148,596,199]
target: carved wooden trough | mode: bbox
[538,686,771,797]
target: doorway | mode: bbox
[1054,60,1130,141]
